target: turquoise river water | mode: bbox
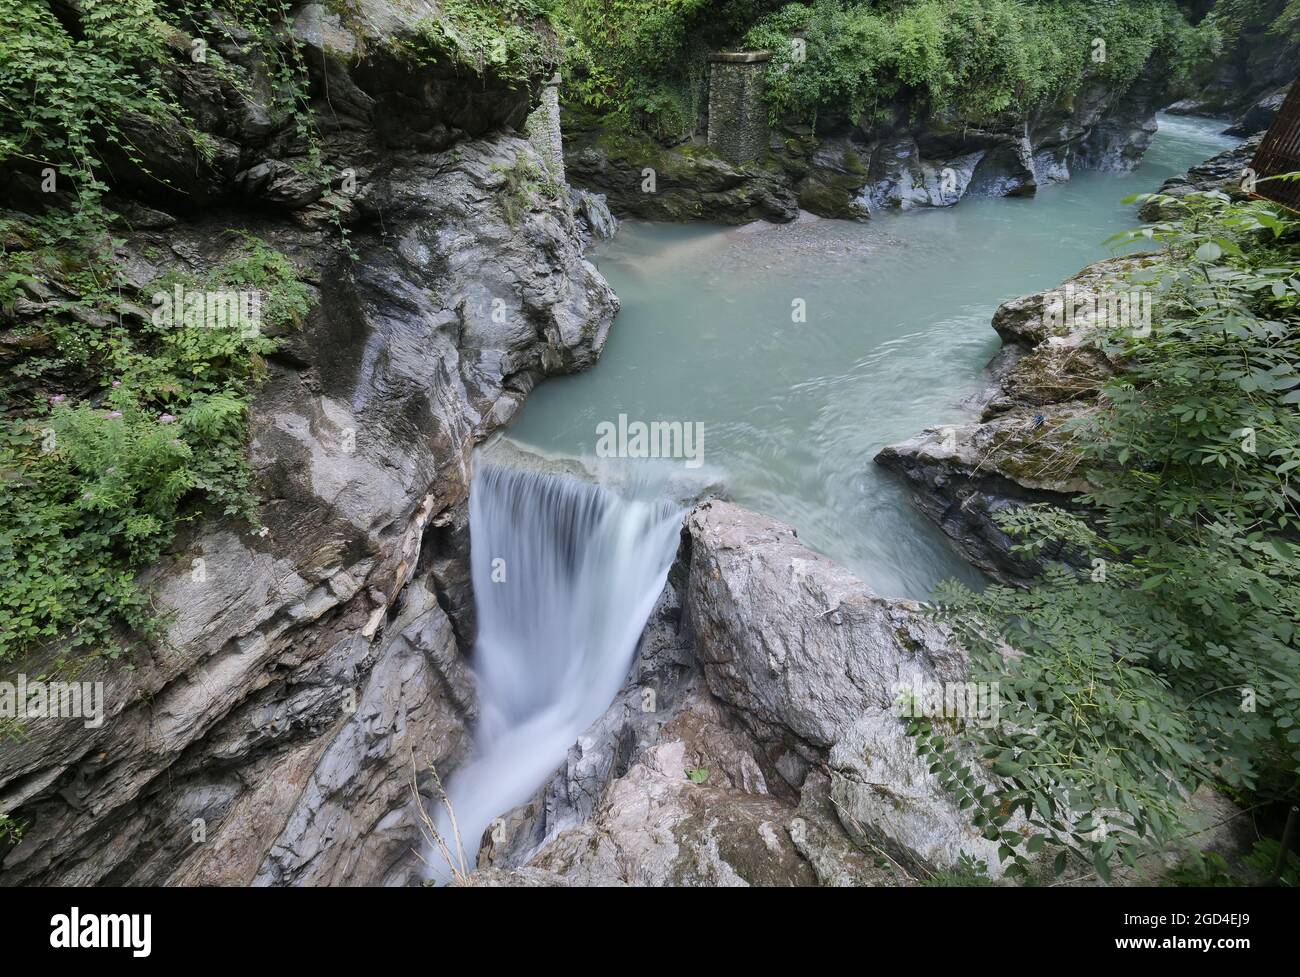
[506,114,1239,599]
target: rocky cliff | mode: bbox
[564,62,1172,224]
[0,1,616,886]
[874,257,1141,586]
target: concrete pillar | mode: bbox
[526,73,565,183]
[707,52,772,165]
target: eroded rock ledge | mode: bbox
[872,254,1158,586]
[564,67,1167,224]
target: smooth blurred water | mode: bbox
[430,465,682,878]
[508,115,1238,599]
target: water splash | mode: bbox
[427,463,682,879]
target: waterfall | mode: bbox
[427,463,682,879]
[570,188,619,241]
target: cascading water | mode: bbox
[428,463,683,879]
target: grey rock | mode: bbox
[680,501,1017,876]
[564,131,799,224]
[876,257,1155,584]
[0,8,615,886]
[249,582,474,887]
[1225,83,1292,137]
[1139,135,1262,221]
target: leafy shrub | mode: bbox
[395,0,559,84]
[0,3,330,668]
[555,0,789,141]
[745,0,1221,127]
[925,185,1300,880]
[0,0,183,202]
[552,1,1217,137]
[0,218,309,665]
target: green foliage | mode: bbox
[1216,0,1300,51]
[1,1,358,253]
[556,0,788,141]
[0,0,185,205]
[553,1,1217,137]
[0,2,336,665]
[0,216,309,665]
[1243,836,1300,884]
[491,153,564,226]
[1169,837,1300,885]
[921,852,995,886]
[174,0,360,254]
[925,186,1300,880]
[401,0,558,84]
[0,812,25,845]
[745,0,1220,127]
[176,0,317,153]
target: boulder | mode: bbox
[1224,83,1293,137]
[564,129,799,224]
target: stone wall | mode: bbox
[707,52,771,165]
[527,74,566,183]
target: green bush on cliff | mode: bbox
[556,0,790,140]
[400,0,559,84]
[745,0,1221,126]
[553,0,1219,138]
[0,215,310,667]
[1216,0,1300,54]
[0,0,184,203]
[927,186,1300,880]
[0,2,325,669]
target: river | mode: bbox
[505,114,1239,599]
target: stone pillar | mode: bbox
[707,51,772,165]
[526,73,565,183]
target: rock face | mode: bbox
[0,1,616,886]
[875,256,1154,585]
[1138,133,1260,221]
[467,501,1010,885]
[565,65,1170,223]
[1169,29,1296,134]
[1223,82,1294,137]
[564,128,800,224]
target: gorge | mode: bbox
[0,0,1297,893]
